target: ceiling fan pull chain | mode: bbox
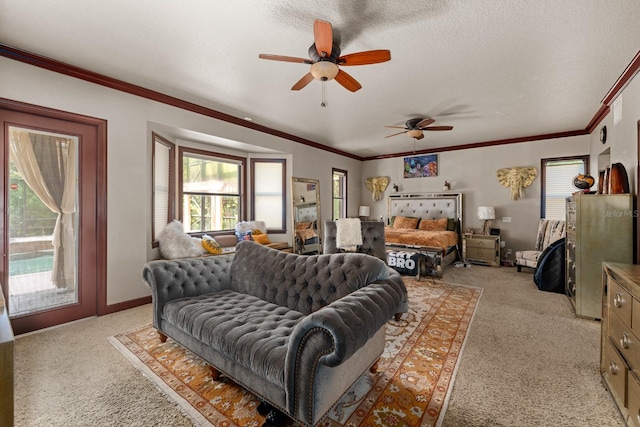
[321,81,327,107]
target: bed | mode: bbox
[385,192,463,276]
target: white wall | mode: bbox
[0,57,362,305]
[362,136,590,254]
[590,71,640,195]
[1,54,638,305]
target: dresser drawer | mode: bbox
[629,371,640,426]
[610,312,640,374]
[603,337,628,413]
[465,238,495,249]
[634,298,640,338]
[609,277,633,328]
[466,248,495,261]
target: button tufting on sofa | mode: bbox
[142,240,407,426]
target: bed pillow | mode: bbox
[295,221,313,230]
[418,217,448,231]
[393,216,420,229]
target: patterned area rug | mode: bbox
[109,278,481,426]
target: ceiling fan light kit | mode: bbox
[310,61,339,81]
[259,19,390,93]
[385,117,454,140]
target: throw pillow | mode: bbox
[235,221,267,240]
[157,220,200,259]
[202,236,223,254]
[393,216,420,229]
[418,217,448,231]
[252,233,271,245]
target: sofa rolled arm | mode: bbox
[142,255,234,329]
[379,268,409,313]
[284,283,401,417]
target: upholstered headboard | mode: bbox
[295,204,317,223]
[387,192,463,231]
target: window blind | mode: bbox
[544,160,585,220]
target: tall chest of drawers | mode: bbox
[566,193,633,319]
[602,263,640,425]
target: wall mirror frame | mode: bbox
[291,177,322,254]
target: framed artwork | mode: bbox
[403,154,438,178]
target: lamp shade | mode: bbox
[358,206,371,217]
[477,206,495,220]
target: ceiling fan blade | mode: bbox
[384,125,408,129]
[424,126,454,131]
[291,73,314,91]
[334,70,362,92]
[259,54,311,64]
[416,118,435,128]
[415,133,425,140]
[339,50,391,66]
[314,20,333,57]
[385,131,407,138]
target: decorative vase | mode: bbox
[572,174,595,192]
[608,163,629,194]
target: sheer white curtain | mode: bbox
[9,130,77,290]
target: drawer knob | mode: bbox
[620,332,631,349]
[609,360,619,375]
[613,293,623,308]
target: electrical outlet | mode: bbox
[502,217,511,223]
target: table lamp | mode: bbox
[477,206,495,235]
[358,206,370,220]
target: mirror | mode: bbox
[291,177,321,254]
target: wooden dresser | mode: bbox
[0,287,14,426]
[462,233,500,267]
[602,262,640,425]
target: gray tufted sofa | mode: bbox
[142,240,407,426]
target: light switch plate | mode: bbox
[502,217,512,223]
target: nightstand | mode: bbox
[462,233,500,267]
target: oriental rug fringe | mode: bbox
[110,278,481,426]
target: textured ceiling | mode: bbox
[1,0,640,158]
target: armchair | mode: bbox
[515,219,566,272]
[324,220,408,317]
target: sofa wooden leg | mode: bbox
[370,359,380,373]
[394,313,402,321]
[158,332,168,343]
[209,365,220,381]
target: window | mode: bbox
[152,133,175,246]
[251,159,286,232]
[332,168,347,220]
[179,147,245,233]
[541,156,589,220]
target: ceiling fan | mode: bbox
[258,19,390,92]
[385,118,454,140]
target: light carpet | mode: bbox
[109,278,482,426]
